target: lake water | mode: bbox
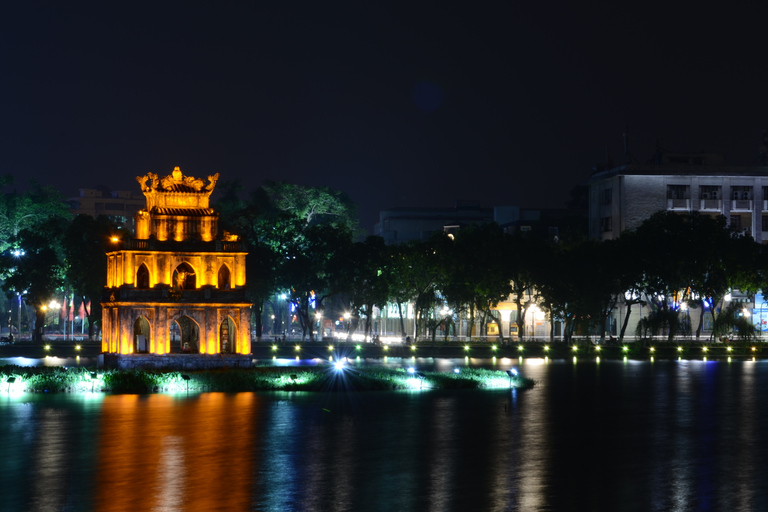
[1,357,768,511]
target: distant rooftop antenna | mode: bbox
[622,123,636,164]
[759,128,768,165]
[652,139,664,165]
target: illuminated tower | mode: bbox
[101,167,251,364]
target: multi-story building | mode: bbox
[373,201,571,245]
[374,201,498,244]
[586,152,766,339]
[586,152,768,243]
[68,186,145,232]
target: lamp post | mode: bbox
[281,293,289,339]
[17,293,22,340]
[10,250,25,340]
[343,312,351,341]
[440,306,452,343]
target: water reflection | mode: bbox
[95,393,256,512]
[3,361,768,510]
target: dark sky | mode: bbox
[3,1,768,232]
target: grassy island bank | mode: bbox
[0,365,534,394]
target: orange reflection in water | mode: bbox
[94,393,257,512]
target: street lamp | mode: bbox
[10,249,25,339]
[440,306,452,343]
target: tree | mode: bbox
[630,211,761,342]
[0,218,67,342]
[442,224,513,343]
[262,181,361,234]
[0,177,71,254]
[62,215,117,340]
[279,224,353,341]
[630,212,697,341]
[216,183,289,339]
[217,181,360,340]
[506,234,547,341]
[386,235,450,341]
[331,236,392,340]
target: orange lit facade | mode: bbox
[102,167,251,356]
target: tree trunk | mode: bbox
[468,305,476,341]
[549,311,555,343]
[516,301,530,342]
[252,302,263,342]
[364,304,373,340]
[33,307,45,342]
[397,302,406,338]
[696,303,704,341]
[619,303,633,343]
[488,310,504,344]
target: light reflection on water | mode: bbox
[94,393,255,512]
[2,360,768,510]
[0,355,97,367]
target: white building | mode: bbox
[586,152,765,339]
[587,152,768,243]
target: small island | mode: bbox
[0,364,534,394]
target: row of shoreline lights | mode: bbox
[268,343,759,352]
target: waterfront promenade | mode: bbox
[0,338,765,362]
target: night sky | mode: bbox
[3,1,768,232]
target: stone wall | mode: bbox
[98,353,253,370]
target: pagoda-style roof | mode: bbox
[136,167,219,211]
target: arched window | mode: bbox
[173,262,196,290]
[217,265,231,290]
[220,316,236,353]
[136,264,150,289]
[170,315,200,353]
[133,316,150,353]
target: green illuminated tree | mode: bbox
[262,181,360,234]
[0,218,68,342]
[0,177,71,254]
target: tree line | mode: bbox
[218,183,768,344]
[1,175,766,344]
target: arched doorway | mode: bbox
[170,315,200,353]
[220,316,236,353]
[173,262,196,290]
[136,264,150,289]
[134,316,150,353]
[217,264,231,290]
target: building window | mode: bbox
[762,215,768,232]
[600,216,613,232]
[667,185,689,199]
[601,188,612,205]
[700,186,721,200]
[731,215,742,231]
[732,186,752,200]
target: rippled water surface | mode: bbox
[2,358,768,511]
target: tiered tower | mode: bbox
[101,167,251,367]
